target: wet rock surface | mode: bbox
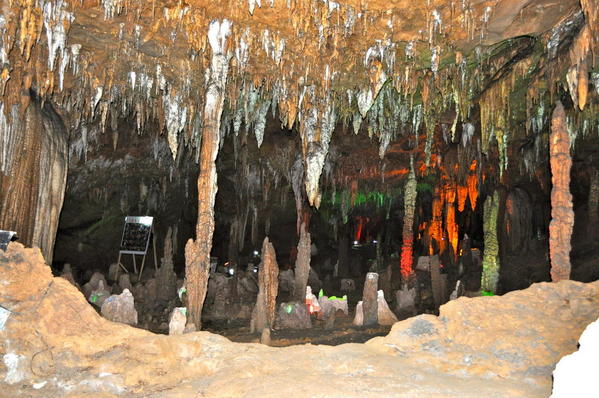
[2,243,599,397]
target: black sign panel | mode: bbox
[0,230,17,252]
[119,216,153,255]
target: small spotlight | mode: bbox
[227,268,235,276]
[372,240,378,244]
[353,240,359,245]
[253,250,259,256]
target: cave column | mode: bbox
[549,101,573,281]
[400,157,417,283]
[481,191,500,293]
[292,222,311,302]
[184,20,232,328]
[0,98,68,264]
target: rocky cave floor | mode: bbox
[2,242,599,398]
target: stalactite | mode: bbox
[467,161,479,210]
[400,157,416,280]
[457,185,468,212]
[292,222,311,302]
[184,19,232,329]
[549,101,573,282]
[250,237,279,333]
[481,191,500,294]
[429,186,445,254]
[445,184,458,257]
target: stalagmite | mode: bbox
[292,223,311,302]
[481,191,500,293]
[251,237,279,333]
[549,101,573,281]
[184,19,232,328]
[400,157,417,280]
[362,272,379,326]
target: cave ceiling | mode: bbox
[1,0,599,207]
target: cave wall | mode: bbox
[0,96,68,263]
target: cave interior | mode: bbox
[1,0,599,347]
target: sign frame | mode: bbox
[116,216,158,277]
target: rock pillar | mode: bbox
[184,20,232,328]
[362,272,379,326]
[251,237,279,333]
[0,98,68,264]
[481,191,500,293]
[292,222,311,301]
[549,101,573,281]
[400,157,417,281]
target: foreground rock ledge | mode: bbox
[1,243,598,398]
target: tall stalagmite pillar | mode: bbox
[251,237,279,333]
[481,191,500,293]
[293,222,311,301]
[549,101,573,281]
[184,20,232,328]
[400,157,417,281]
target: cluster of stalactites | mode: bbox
[420,161,479,258]
[2,0,599,211]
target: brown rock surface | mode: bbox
[2,242,599,397]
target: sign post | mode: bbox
[117,216,158,277]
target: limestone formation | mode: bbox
[0,100,67,264]
[400,157,417,279]
[250,237,279,333]
[549,101,573,282]
[276,301,311,330]
[108,263,120,282]
[184,20,232,328]
[88,280,111,308]
[278,268,295,300]
[4,243,599,397]
[118,274,133,292]
[377,290,398,326]
[396,284,417,316]
[155,227,178,301]
[482,191,500,293]
[83,271,107,298]
[100,289,138,326]
[353,301,364,327]
[169,307,187,335]
[362,272,379,326]
[293,223,311,302]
